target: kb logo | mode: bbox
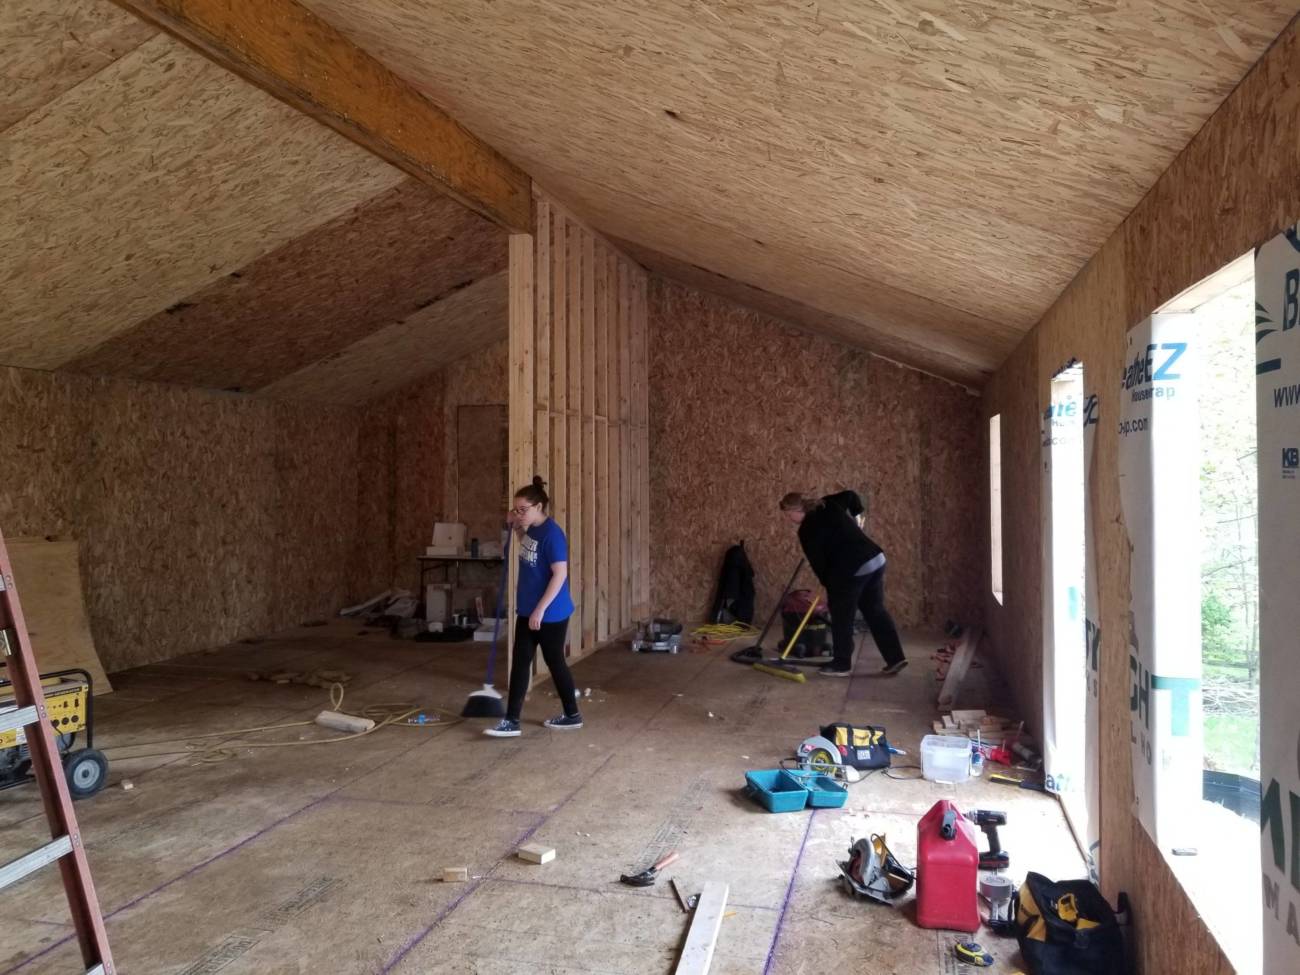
[1284,447,1299,479]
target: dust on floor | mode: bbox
[1,621,1082,974]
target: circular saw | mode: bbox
[795,735,863,783]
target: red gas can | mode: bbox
[916,799,979,932]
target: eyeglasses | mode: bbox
[511,503,537,516]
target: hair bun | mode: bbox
[532,475,546,489]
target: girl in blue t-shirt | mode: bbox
[484,476,582,737]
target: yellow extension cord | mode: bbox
[689,621,759,644]
[101,683,464,765]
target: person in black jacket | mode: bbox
[779,491,907,677]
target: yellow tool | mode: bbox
[1,668,108,798]
[752,591,821,683]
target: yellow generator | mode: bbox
[0,668,108,799]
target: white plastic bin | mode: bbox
[921,734,971,783]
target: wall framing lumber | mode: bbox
[510,190,648,664]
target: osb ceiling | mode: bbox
[68,180,506,393]
[0,1,506,404]
[260,270,508,405]
[301,0,1296,382]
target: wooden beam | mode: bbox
[507,233,535,681]
[112,0,532,232]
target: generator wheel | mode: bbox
[64,749,108,799]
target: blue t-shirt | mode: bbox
[517,519,575,622]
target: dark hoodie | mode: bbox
[797,491,884,587]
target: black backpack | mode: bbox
[710,543,755,624]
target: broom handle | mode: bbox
[753,558,805,646]
[485,533,511,685]
[779,590,822,660]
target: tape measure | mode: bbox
[954,941,994,967]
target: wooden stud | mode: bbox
[619,261,634,628]
[507,232,535,677]
[566,221,583,654]
[111,0,531,232]
[534,201,552,483]
[550,215,568,532]
[582,233,598,653]
[608,257,625,635]
[633,270,651,617]
[595,245,611,643]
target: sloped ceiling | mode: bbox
[0,1,507,403]
[2,1,1296,393]
[300,0,1296,383]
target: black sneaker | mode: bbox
[881,659,909,675]
[484,719,521,737]
[543,713,584,730]
[817,665,853,678]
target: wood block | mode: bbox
[517,843,555,864]
[442,867,469,883]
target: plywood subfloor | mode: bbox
[0,622,1081,974]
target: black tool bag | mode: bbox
[1014,872,1126,975]
[819,723,890,770]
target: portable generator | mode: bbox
[0,668,108,799]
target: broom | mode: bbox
[730,558,804,665]
[752,590,821,683]
[462,535,511,719]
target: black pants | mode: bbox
[824,566,905,670]
[506,617,579,721]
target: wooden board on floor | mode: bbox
[937,626,982,709]
[675,881,729,974]
[2,537,112,692]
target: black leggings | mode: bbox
[824,566,906,669]
[506,617,579,721]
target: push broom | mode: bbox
[730,558,804,665]
[752,589,822,683]
[462,535,511,719]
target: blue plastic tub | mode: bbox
[745,769,809,813]
[802,773,848,808]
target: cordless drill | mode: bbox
[969,809,1009,869]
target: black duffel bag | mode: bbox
[1014,872,1126,975]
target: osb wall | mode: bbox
[0,365,357,673]
[983,18,1300,975]
[444,340,509,599]
[347,342,508,601]
[442,340,508,529]
[648,278,983,631]
[350,376,446,598]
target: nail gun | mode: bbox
[968,809,1009,870]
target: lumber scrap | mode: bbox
[674,881,728,975]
